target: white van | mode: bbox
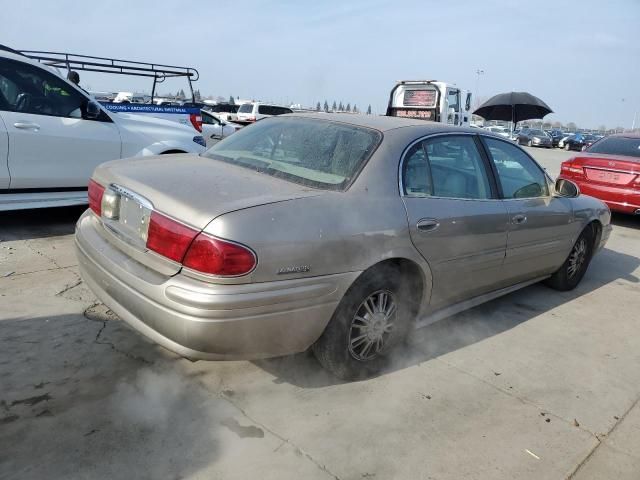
[235,102,293,123]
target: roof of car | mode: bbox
[610,132,640,139]
[283,112,481,133]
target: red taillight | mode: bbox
[189,113,202,132]
[146,211,256,275]
[146,211,198,263]
[183,233,256,276]
[560,162,584,176]
[247,117,256,122]
[88,179,105,216]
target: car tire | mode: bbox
[312,265,415,381]
[545,227,594,291]
[565,143,571,151]
[527,140,533,147]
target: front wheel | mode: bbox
[527,140,533,147]
[565,143,571,151]
[312,266,414,380]
[545,228,594,291]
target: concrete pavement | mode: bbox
[1,148,639,479]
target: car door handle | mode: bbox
[14,122,40,131]
[512,214,527,225]
[417,218,440,232]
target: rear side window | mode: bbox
[257,105,272,115]
[587,136,640,159]
[0,58,85,118]
[402,136,492,199]
[483,137,549,198]
[238,103,253,113]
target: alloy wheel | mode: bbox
[567,238,587,279]
[348,290,397,361]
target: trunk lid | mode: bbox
[94,153,321,230]
[91,154,322,276]
[572,154,640,187]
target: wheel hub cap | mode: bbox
[567,238,587,279]
[348,290,397,361]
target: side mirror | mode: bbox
[555,178,580,198]
[85,100,101,120]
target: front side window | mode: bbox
[402,136,492,199]
[203,117,382,190]
[483,137,549,198]
[201,112,219,125]
[0,58,85,118]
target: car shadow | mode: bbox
[254,246,640,388]
[611,212,640,229]
[0,309,223,479]
[0,205,86,241]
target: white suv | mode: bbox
[0,47,206,211]
[235,102,293,123]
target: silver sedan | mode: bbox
[76,113,612,380]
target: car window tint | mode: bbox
[257,105,270,115]
[238,104,253,113]
[0,58,84,118]
[423,136,491,199]
[484,137,549,198]
[402,142,432,196]
[587,136,640,159]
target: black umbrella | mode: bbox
[473,92,553,127]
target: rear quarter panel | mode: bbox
[201,128,436,306]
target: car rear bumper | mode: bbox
[75,211,360,360]
[570,180,640,214]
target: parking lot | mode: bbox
[1,147,639,479]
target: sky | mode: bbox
[2,0,639,129]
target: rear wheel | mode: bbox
[564,143,571,151]
[545,228,594,291]
[312,266,414,380]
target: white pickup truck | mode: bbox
[0,46,206,211]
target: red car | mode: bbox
[559,133,640,215]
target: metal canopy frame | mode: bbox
[19,50,199,102]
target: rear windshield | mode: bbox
[587,136,640,159]
[529,130,546,136]
[238,104,253,113]
[202,117,382,190]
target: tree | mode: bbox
[346,103,351,112]
[353,104,358,113]
[338,101,344,111]
[316,101,321,111]
[323,100,329,112]
[229,95,235,104]
[332,101,337,111]
[552,121,562,129]
[566,122,577,132]
[179,89,186,99]
[366,104,372,115]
